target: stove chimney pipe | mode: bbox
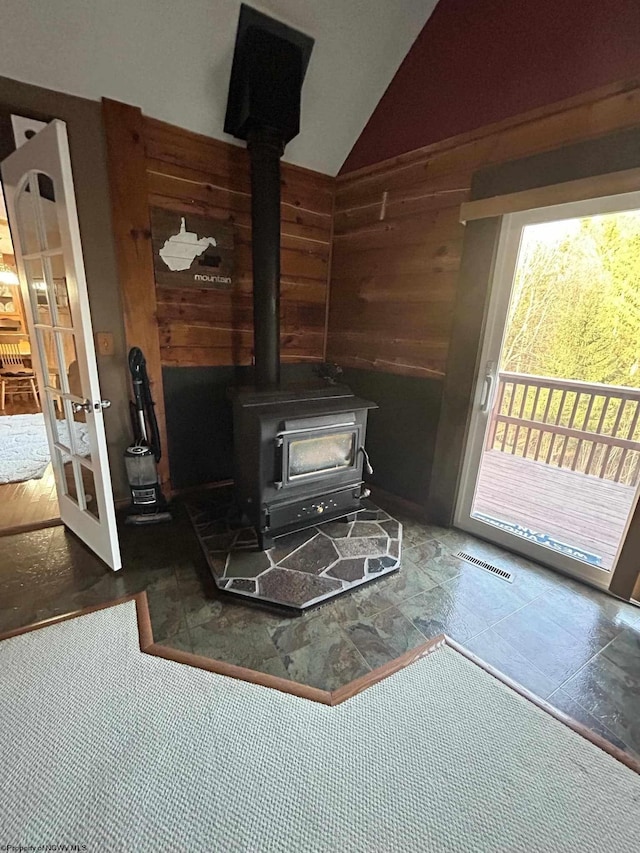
[247,127,284,388]
[224,5,314,389]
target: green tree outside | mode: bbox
[492,210,640,485]
[502,211,640,387]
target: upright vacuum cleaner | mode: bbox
[124,347,172,525]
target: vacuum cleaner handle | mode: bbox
[128,347,162,463]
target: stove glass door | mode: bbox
[289,431,356,479]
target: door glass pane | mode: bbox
[45,391,89,457]
[53,447,78,506]
[79,461,100,521]
[57,331,80,395]
[15,181,40,254]
[36,327,59,389]
[471,210,640,572]
[289,432,355,478]
[36,173,61,251]
[44,390,70,450]
[37,327,78,394]
[35,298,53,327]
[72,401,91,459]
[48,253,72,327]
[24,257,51,321]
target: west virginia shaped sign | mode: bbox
[150,207,235,290]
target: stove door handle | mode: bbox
[276,421,357,439]
[359,446,373,475]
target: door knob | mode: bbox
[72,399,111,413]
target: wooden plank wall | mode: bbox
[105,82,640,494]
[142,118,334,369]
[327,80,640,381]
[103,99,172,488]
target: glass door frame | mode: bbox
[455,190,640,590]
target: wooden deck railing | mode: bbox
[487,372,640,487]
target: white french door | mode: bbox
[2,119,121,570]
[456,192,640,589]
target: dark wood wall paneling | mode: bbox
[105,82,640,500]
[104,101,335,491]
[328,81,640,383]
[328,163,467,379]
[142,118,334,370]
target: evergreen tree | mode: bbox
[502,211,640,389]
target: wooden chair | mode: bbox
[0,342,40,411]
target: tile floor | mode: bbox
[1,500,639,763]
[187,489,401,608]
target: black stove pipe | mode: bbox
[247,126,284,389]
[224,7,314,389]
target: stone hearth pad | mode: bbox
[186,488,402,610]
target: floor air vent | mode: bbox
[456,552,513,583]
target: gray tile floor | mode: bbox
[1,502,639,763]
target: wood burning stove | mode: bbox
[221,7,381,566]
[186,6,400,610]
[233,385,377,549]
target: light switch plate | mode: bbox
[95,332,114,356]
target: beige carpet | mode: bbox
[1,600,638,852]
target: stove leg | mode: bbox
[342,512,358,523]
[258,531,274,551]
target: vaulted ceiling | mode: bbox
[0,0,437,175]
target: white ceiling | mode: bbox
[0,0,437,176]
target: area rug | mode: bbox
[187,487,402,610]
[474,511,603,566]
[0,413,90,484]
[1,601,638,852]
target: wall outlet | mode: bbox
[95,332,114,356]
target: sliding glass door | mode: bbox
[456,192,640,588]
